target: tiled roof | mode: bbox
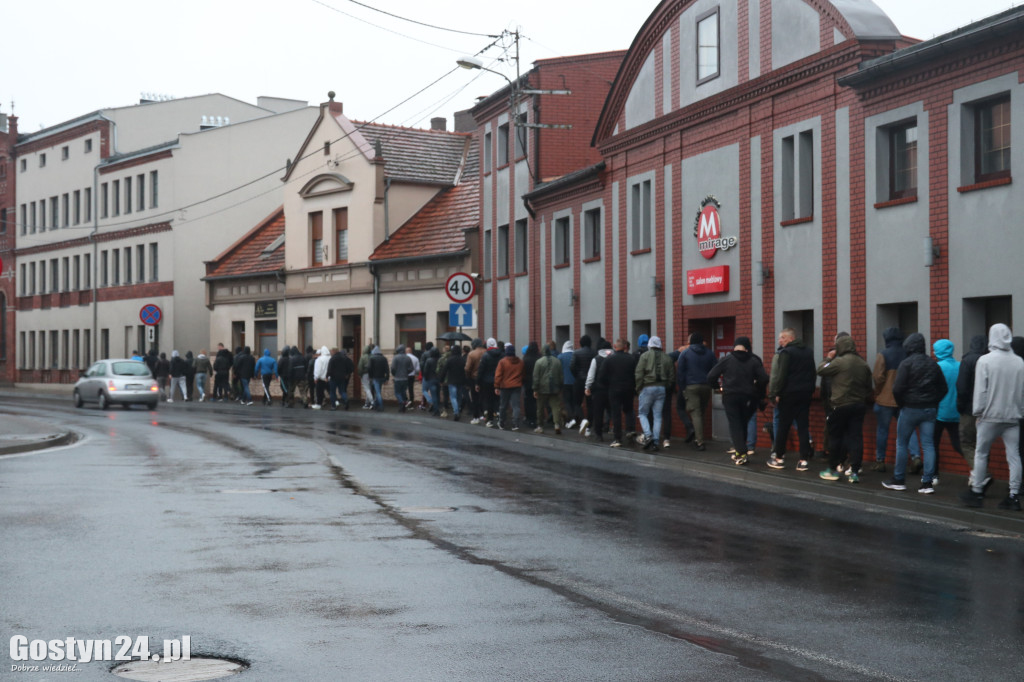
[355,121,470,185]
[370,138,478,262]
[204,207,285,279]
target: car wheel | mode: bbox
[121,403,131,410]
[73,390,84,408]
[147,402,158,411]
[98,391,110,410]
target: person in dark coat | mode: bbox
[477,339,503,426]
[707,336,770,465]
[439,345,467,421]
[956,334,988,481]
[184,351,196,401]
[522,342,541,428]
[597,338,637,448]
[677,332,716,450]
[154,352,171,401]
[277,346,291,403]
[327,348,355,410]
[570,335,596,434]
[304,346,316,406]
[234,346,256,405]
[367,347,390,410]
[287,346,308,408]
[169,350,188,402]
[767,328,817,470]
[213,347,232,401]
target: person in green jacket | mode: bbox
[532,342,564,434]
[817,335,873,483]
[634,336,676,450]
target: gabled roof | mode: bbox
[204,207,285,280]
[370,137,478,262]
[356,121,471,185]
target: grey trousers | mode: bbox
[971,420,1022,495]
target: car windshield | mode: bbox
[111,362,152,377]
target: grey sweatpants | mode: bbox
[971,420,1022,495]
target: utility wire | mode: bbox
[309,0,471,54]
[343,0,499,38]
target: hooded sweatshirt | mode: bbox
[194,353,213,375]
[707,349,769,398]
[255,349,278,378]
[816,336,872,408]
[495,346,524,389]
[956,335,988,415]
[677,341,716,388]
[932,340,959,422]
[973,323,1024,424]
[873,327,906,407]
[313,346,331,382]
[368,346,390,381]
[892,333,946,408]
[558,341,575,385]
[391,346,413,381]
[585,348,615,391]
[169,350,187,378]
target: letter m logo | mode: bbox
[698,207,719,240]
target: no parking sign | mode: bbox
[139,304,162,326]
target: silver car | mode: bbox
[73,359,160,410]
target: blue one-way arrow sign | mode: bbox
[449,303,473,328]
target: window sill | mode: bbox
[496,274,510,281]
[873,196,918,209]
[630,248,652,256]
[780,216,813,227]
[513,271,528,278]
[553,262,570,270]
[496,163,511,172]
[958,176,1012,193]
[582,256,602,264]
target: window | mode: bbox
[333,208,348,263]
[583,208,601,260]
[62,193,69,227]
[484,131,492,171]
[39,153,46,168]
[62,258,69,292]
[31,202,38,233]
[324,140,331,156]
[887,122,918,200]
[125,248,133,284]
[50,330,59,368]
[39,200,46,230]
[50,259,59,292]
[963,296,1012,343]
[73,190,81,225]
[39,261,46,294]
[20,158,26,172]
[150,171,159,208]
[73,330,80,369]
[84,187,92,222]
[137,174,145,211]
[84,253,91,289]
[697,10,720,83]
[124,177,132,214]
[976,96,1011,182]
[514,219,528,273]
[514,113,528,158]
[100,251,108,287]
[554,216,571,265]
[497,122,509,166]
[112,249,120,287]
[20,204,26,235]
[61,146,69,160]
[112,180,120,216]
[497,224,509,277]
[73,256,81,290]
[781,130,814,223]
[85,139,93,153]
[84,329,92,366]
[630,179,652,251]
[101,183,108,218]
[396,313,427,353]
[310,211,324,266]
[483,229,492,279]
[149,243,158,280]
[50,197,58,229]
[0,207,5,234]
[137,245,145,283]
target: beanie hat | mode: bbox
[504,343,515,357]
[638,334,650,348]
[689,332,704,345]
[735,336,752,352]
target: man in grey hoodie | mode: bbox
[961,323,1024,510]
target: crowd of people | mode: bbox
[132,322,1024,511]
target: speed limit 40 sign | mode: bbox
[445,272,476,303]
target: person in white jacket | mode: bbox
[312,346,331,409]
[962,323,1024,510]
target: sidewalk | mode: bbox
[2,386,1021,536]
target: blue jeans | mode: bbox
[424,379,440,414]
[875,403,920,462]
[637,386,666,441]
[329,378,348,404]
[448,384,461,416]
[240,378,252,402]
[895,407,937,483]
[747,412,757,451]
[394,380,409,407]
[371,379,384,409]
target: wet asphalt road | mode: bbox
[2,397,1024,681]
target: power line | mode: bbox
[309,0,473,54]
[342,0,499,38]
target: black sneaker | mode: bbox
[684,432,696,443]
[870,461,887,472]
[881,478,907,491]
[960,489,984,507]
[998,495,1022,511]
[918,482,935,494]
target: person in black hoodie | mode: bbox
[597,338,637,448]
[277,346,291,403]
[677,332,716,450]
[522,342,541,428]
[287,346,308,408]
[570,335,597,434]
[477,340,504,426]
[234,346,256,405]
[213,347,232,401]
[767,328,817,470]
[439,345,467,421]
[145,348,159,377]
[956,334,988,482]
[169,350,188,402]
[327,348,355,410]
[707,336,770,465]
[155,352,171,401]
[882,332,947,493]
[304,346,316,407]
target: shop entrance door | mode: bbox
[690,317,736,441]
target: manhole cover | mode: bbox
[112,657,245,680]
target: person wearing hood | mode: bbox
[438,345,466,421]
[597,338,637,447]
[358,345,373,409]
[634,336,675,450]
[882,332,947,493]
[235,346,256,405]
[558,340,576,429]
[633,334,649,364]
[677,332,716,451]
[286,346,308,408]
[155,352,171,401]
[477,338,504,426]
[193,350,212,402]
[522,342,541,428]
[494,343,524,429]
[816,335,873,482]
[422,347,441,416]
[707,336,770,464]
[570,335,596,435]
[367,346,389,410]
[328,348,355,410]
[254,348,278,406]
[872,327,921,473]
[405,345,421,410]
[767,328,817,471]
[277,346,291,404]
[932,339,962,475]
[465,339,487,423]
[532,342,565,434]
[309,346,330,409]
[391,345,414,412]
[213,346,232,401]
[956,334,988,480]
[961,324,1024,509]
[169,350,188,402]
[584,339,614,442]
[184,351,197,401]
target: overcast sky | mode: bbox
[5,0,1018,133]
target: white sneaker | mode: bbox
[311,404,321,410]
[566,419,577,430]
[198,396,205,403]
[579,419,589,435]
[470,418,481,425]
[167,399,173,403]
[663,440,671,449]
[584,428,592,437]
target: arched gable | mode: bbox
[298,173,354,198]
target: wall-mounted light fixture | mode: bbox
[923,236,940,267]
[569,288,578,307]
[505,297,513,312]
[651,277,663,296]
[756,261,772,286]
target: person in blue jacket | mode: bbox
[254,348,278,406]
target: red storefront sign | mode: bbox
[687,266,730,295]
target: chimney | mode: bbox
[453,109,476,133]
[0,113,7,134]
[430,117,447,132]
[327,90,343,116]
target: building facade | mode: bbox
[12,94,317,382]
[0,111,17,384]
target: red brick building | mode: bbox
[0,111,16,384]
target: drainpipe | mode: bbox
[275,269,287,347]
[371,263,380,346]
[383,178,392,241]
[90,162,99,360]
